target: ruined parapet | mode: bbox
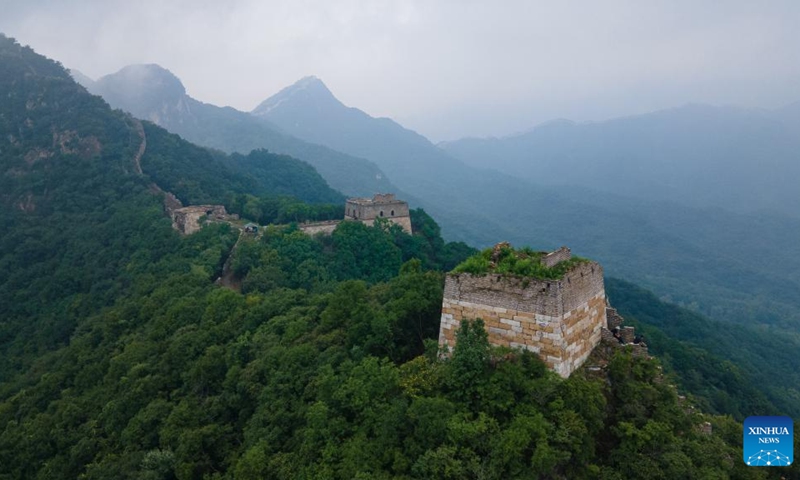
[541,246,571,268]
[629,344,649,358]
[439,254,606,378]
[606,307,624,330]
[601,327,618,344]
[344,193,412,234]
[298,220,341,236]
[598,307,650,358]
[171,205,228,235]
[372,193,396,203]
[620,326,636,344]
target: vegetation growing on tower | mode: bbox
[452,243,589,279]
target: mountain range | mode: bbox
[70,57,800,417]
[77,64,800,337]
[73,65,394,198]
[246,71,800,331]
[440,102,800,218]
[3,32,800,478]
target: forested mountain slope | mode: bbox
[253,77,800,331]
[0,35,789,479]
[90,68,800,346]
[0,33,340,379]
[607,278,799,419]
[78,65,396,197]
[251,75,800,423]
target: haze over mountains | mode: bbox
[78,64,800,344]
[441,103,800,218]
[73,65,394,198]
[248,72,800,328]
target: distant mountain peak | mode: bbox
[98,63,186,98]
[294,75,324,88]
[252,75,338,116]
[116,63,181,81]
[89,64,189,124]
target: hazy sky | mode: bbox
[3,0,800,141]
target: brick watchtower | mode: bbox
[344,193,412,234]
[438,245,607,378]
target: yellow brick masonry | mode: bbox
[439,293,604,377]
[438,262,607,378]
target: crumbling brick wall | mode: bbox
[541,246,571,268]
[598,306,649,358]
[439,261,606,378]
[298,220,341,235]
[171,205,228,235]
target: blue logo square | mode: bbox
[744,416,793,466]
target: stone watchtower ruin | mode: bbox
[439,245,607,378]
[344,193,412,234]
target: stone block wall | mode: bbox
[601,327,617,343]
[439,261,606,378]
[439,299,559,359]
[598,307,649,359]
[373,215,413,234]
[345,199,410,221]
[541,246,571,268]
[171,205,228,235]
[629,344,649,358]
[299,220,341,236]
[560,262,606,313]
[606,307,624,330]
[442,273,564,317]
[298,216,413,236]
[621,326,636,343]
[344,194,412,233]
[355,216,413,233]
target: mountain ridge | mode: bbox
[441,101,800,217]
[72,61,800,419]
[252,75,440,174]
[1,32,799,479]
[246,75,800,429]
[82,64,398,198]
[252,75,336,116]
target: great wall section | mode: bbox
[438,245,648,378]
[163,193,412,238]
[121,116,697,434]
[127,123,644,379]
[297,193,413,236]
[127,118,416,295]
